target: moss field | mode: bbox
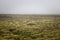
[0,15,60,40]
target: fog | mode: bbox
[0,0,60,14]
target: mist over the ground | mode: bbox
[0,0,60,14]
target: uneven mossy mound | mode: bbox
[0,15,60,40]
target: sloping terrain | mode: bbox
[0,14,60,40]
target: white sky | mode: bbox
[0,0,60,14]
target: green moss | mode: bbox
[0,15,60,40]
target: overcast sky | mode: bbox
[0,0,60,14]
